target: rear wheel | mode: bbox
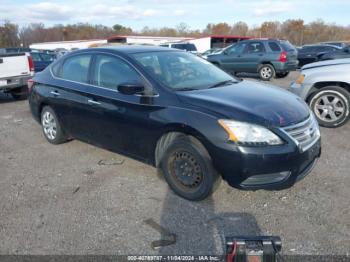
[159,135,220,201]
[258,64,275,81]
[41,106,68,144]
[10,86,28,100]
[309,86,350,128]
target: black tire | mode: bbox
[159,135,221,201]
[10,93,27,100]
[275,72,289,78]
[10,86,28,100]
[258,64,275,81]
[41,106,68,144]
[309,86,350,128]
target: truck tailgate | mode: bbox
[0,53,30,79]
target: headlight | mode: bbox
[218,119,283,146]
[295,74,305,84]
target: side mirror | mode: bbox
[223,50,229,55]
[117,82,145,95]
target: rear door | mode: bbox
[47,53,93,141]
[241,41,266,72]
[279,41,298,62]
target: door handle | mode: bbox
[87,99,101,106]
[50,91,60,96]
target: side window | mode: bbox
[61,54,92,84]
[244,42,266,54]
[51,62,61,76]
[227,43,246,55]
[268,42,282,52]
[92,55,142,90]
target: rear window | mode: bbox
[268,42,282,52]
[61,54,92,84]
[280,41,295,51]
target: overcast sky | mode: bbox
[1,0,349,30]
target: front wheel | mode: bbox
[309,86,350,128]
[258,64,275,81]
[159,135,221,201]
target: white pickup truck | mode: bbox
[0,52,34,99]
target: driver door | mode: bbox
[81,54,158,161]
[220,42,247,73]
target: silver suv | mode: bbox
[290,59,350,127]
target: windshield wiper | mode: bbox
[209,79,237,88]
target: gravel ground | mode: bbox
[0,72,349,257]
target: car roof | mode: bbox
[302,44,342,49]
[87,45,179,54]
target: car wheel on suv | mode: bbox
[259,64,275,81]
[309,86,350,127]
[159,134,221,201]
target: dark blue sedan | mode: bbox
[28,46,321,201]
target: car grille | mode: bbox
[282,115,320,152]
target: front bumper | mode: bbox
[289,82,313,100]
[211,138,321,190]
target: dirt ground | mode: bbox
[0,72,349,256]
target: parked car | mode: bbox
[30,51,56,72]
[297,44,342,67]
[0,51,34,99]
[207,39,299,81]
[319,41,349,48]
[160,43,198,54]
[290,58,350,127]
[29,46,321,201]
[319,46,350,61]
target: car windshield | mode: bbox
[133,51,237,90]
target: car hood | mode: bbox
[177,80,310,128]
[302,58,350,70]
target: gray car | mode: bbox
[207,39,299,81]
[290,58,350,127]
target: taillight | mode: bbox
[279,51,287,63]
[27,79,35,92]
[28,56,34,73]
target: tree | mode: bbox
[176,22,190,36]
[0,21,20,47]
[260,21,281,38]
[231,22,248,36]
[112,24,133,35]
[281,19,304,45]
[210,23,231,35]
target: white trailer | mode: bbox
[30,39,108,51]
